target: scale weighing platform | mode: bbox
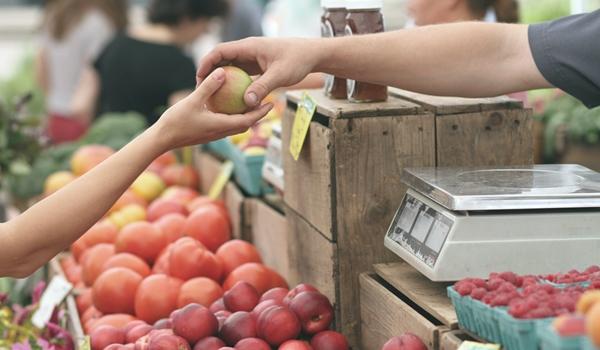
[384,164,600,281]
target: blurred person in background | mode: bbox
[36,0,128,144]
[221,0,264,42]
[407,0,519,26]
[72,0,228,126]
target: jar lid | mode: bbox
[321,0,346,8]
[345,0,383,9]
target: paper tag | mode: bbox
[32,275,72,328]
[79,336,91,350]
[458,341,501,350]
[208,160,234,200]
[289,93,317,161]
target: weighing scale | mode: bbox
[384,164,600,281]
[262,122,284,192]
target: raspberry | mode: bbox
[471,278,487,289]
[487,278,504,291]
[575,275,589,282]
[498,283,517,294]
[455,282,476,296]
[491,294,511,306]
[585,266,600,274]
[509,302,529,318]
[482,293,496,305]
[470,288,487,300]
[499,272,519,285]
[527,306,553,319]
[489,272,500,280]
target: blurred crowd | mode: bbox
[36,0,519,144]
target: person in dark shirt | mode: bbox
[72,0,228,125]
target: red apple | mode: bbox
[161,164,200,189]
[289,292,333,335]
[224,281,260,312]
[207,66,253,114]
[310,331,349,350]
[278,340,313,350]
[172,303,218,344]
[124,320,147,335]
[235,337,270,350]
[210,298,228,313]
[284,284,319,306]
[214,310,232,331]
[91,325,125,350]
[260,287,289,304]
[193,336,226,350]
[257,306,301,346]
[104,345,130,350]
[220,311,257,346]
[147,199,187,222]
[126,324,154,343]
[382,334,427,350]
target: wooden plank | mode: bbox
[282,111,335,240]
[389,88,523,115]
[374,262,458,328]
[286,89,422,119]
[194,150,225,196]
[49,255,86,342]
[360,273,443,350]
[223,182,246,240]
[248,198,290,280]
[436,109,533,167]
[333,113,436,344]
[285,207,337,309]
[440,330,471,350]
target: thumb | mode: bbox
[244,66,285,107]
[190,67,226,104]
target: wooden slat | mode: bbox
[440,330,471,350]
[286,89,422,119]
[360,273,442,350]
[282,113,335,240]
[333,113,436,344]
[223,182,246,240]
[285,207,337,309]
[389,88,523,115]
[248,199,290,280]
[194,150,224,196]
[374,262,458,328]
[436,109,533,167]
[49,255,86,342]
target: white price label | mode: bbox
[32,275,73,328]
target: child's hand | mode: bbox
[153,67,273,151]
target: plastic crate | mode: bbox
[204,139,234,160]
[448,287,477,332]
[497,308,552,350]
[538,320,587,350]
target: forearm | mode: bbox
[1,125,167,277]
[317,22,550,97]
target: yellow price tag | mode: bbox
[208,160,234,200]
[79,336,91,350]
[289,92,317,161]
[458,341,501,350]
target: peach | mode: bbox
[251,300,284,320]
[210,298,228,313]
[123,320,148,334]
[207,66,252,114]
[259,288,289,304]
[147,333,191,350]
[235,337,270,350]
[153,318,172,330]
[577,290,600,314]
[214,310,232,331]
[193,337,225,350]
[278,340,313,350]
[257,306,301,346]
[90,325,125,350]
[382,334,427,350]
[71,145,114,176]
[289,292,333,335]
[161,164,200,189]
[154,213,187,244]
[220,311,257,346]
[310,331,349,350]
[161,186,199,205]
[44,171,76,196]
[283,284,318,306]
[223,282,260,312]
[132,172,166,202]
[172,303,219,344]
[126,324,154,343]
[147,199,187,222]
[552,314,586,336]
[587,302,600,346]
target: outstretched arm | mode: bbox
[197,22,551,107]
[0,68,272,278]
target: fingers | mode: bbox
[244,66,286,107]
[190,68,225,105]
[222,103,274,132]
[196,39,260,86]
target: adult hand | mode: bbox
[155,67,273,151]
[196,37,321,108]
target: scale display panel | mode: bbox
[386,193,454,268]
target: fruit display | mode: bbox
[449,267,600,350]
[0,282,76,349]
[381,334,427,350]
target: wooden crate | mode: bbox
[282,89,532,347]
[247,198,290,280]
[361,262,476,350]
[49,255,86,344]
